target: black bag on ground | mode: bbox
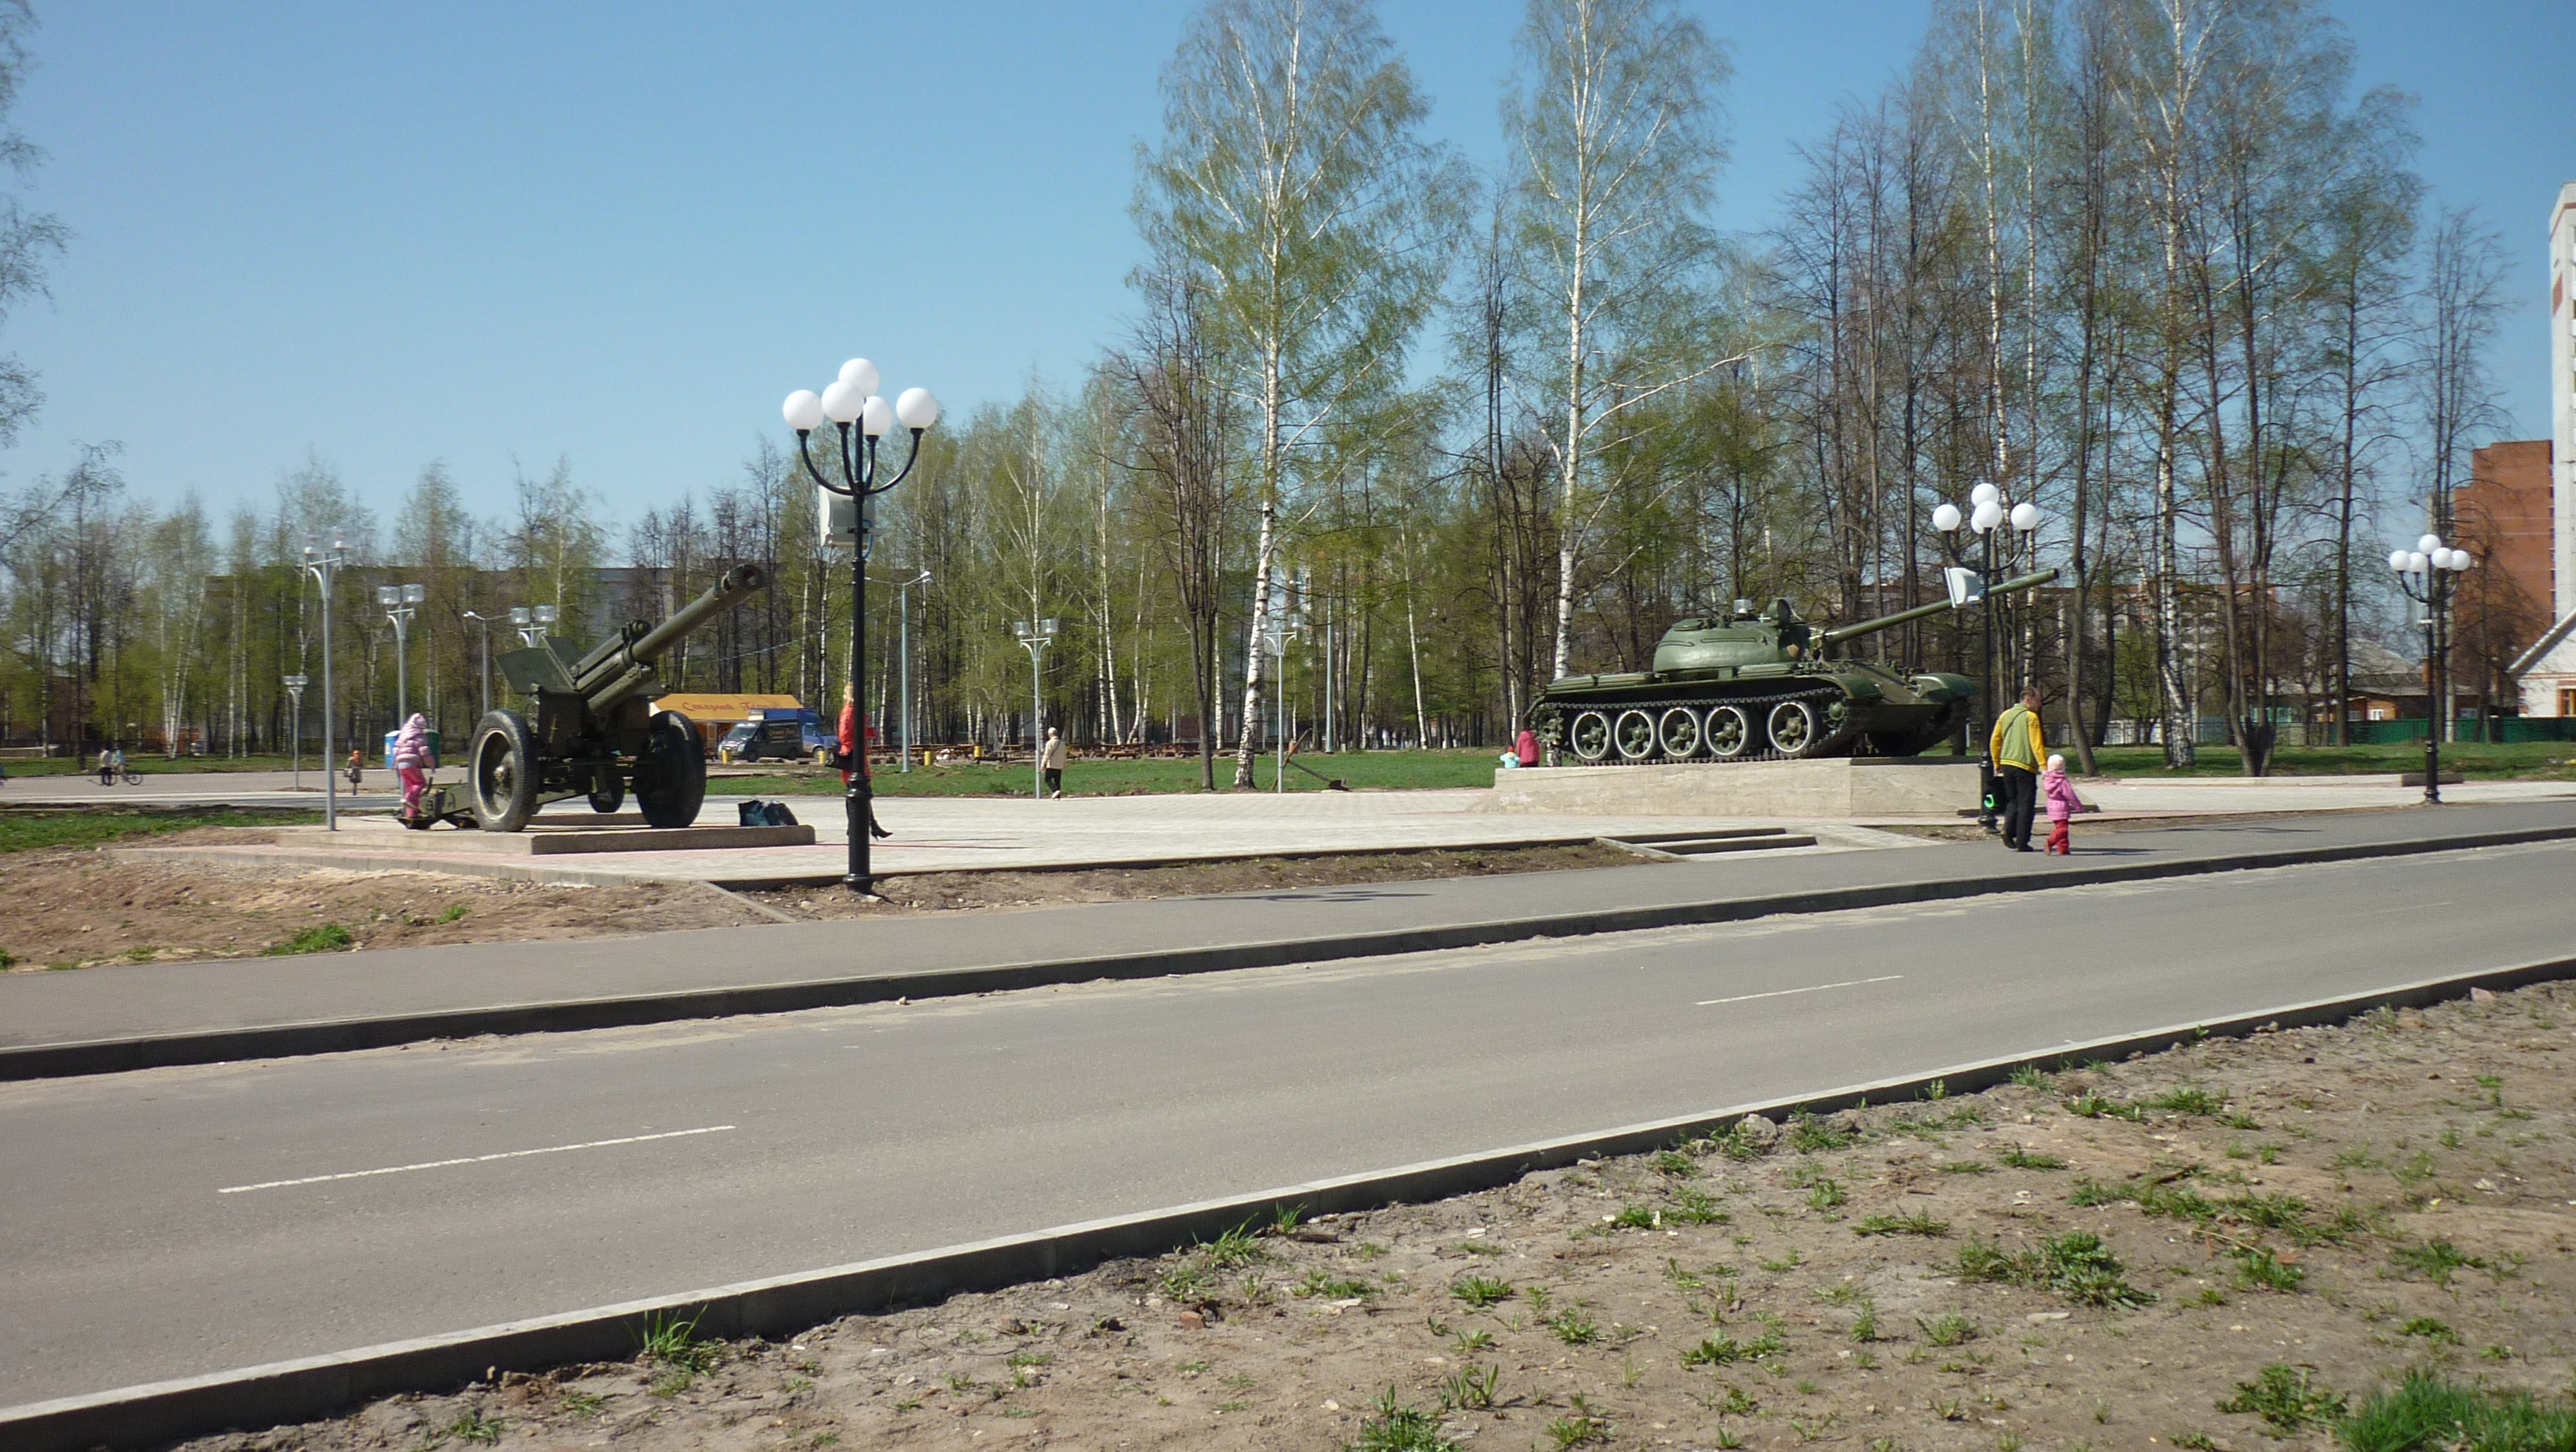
[761,801,798,827]
[737,798,767,826]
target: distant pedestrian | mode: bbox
[346,746,364,790]
[1039,727,1067,799]
[1515,727,1539,768]
[97,745,118,786]
[1988,686,2046,852]
[2041,753,2083,855]
[393,712,435,819]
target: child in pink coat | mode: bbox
[2040,753,2085,855]
[392,713,435,818]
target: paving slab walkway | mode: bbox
[9,799,2576,1071]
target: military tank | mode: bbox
[1530,568,2057,766]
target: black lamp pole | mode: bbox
[793,417,925,893]
[2394,541,2470,807]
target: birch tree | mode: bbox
[1138,0,1466,785]
[1503,0,1737,680]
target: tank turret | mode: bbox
[1532,569,2057,765]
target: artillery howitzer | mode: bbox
[1532,567,2058,766]
[420,564,770,832]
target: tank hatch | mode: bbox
[1652,597,1811,672]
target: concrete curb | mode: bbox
[17,820,2576,1083]
[11,951,2572,1452]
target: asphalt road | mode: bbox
[1,839,2563,1406]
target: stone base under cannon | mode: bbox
[1488,757,1979,819]
[351,811,813,856]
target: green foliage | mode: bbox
[1296,1271,1376,1299]
[1666,1187,1729,1225]
[1917,1312,1978,1347]
[263,922,354,956]
[2145,1085,2226,1117]
[0,807,320,855]
[1997,1144,2066,1170]
[1853,1210,1949,1238]
[2064,1091,2144,1121]
[2390,1239,2484,1286]
[2339,1372,2576,1452]
[1349,1386,1457,1452]
[1650,1149,1698,1177]
[2399,1318,2460,1345]
[2229,1246,2306,1292]
[1787,1114,1856,1153]
[1681,1328,1786,1366]
[1953,1232,2154,1308]
[1436,1362,1498,1411]
[1547,1308,1602,1345]
[2217,1364,2347,1432]
[1449,1275,1513,1309]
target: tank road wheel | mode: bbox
[1706,705,1753,758]
[1657,707,1702,758]
[468,709,541,833]
[1767,698,1821,758]
[1568,710,1614,762]
[634,710,708,828]
[1614,709,1658,760]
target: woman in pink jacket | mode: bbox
[2040,753,2087,855]
[392,713,434,819]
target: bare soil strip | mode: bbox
[179,982,2573,1452]
[1,837,1642,970]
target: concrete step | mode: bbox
[1609,833,1819,858]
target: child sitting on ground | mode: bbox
[2040,752,2089,855]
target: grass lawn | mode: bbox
[1,753,307,776]
[0,807,323,853]
[720,747,1509,797]
[2074,739,2576,780]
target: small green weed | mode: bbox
[1200,1221,1269,1268]
[1854,1210,1949,1238]
[1849,1302,1882,1343]
[2390,1239,2483,1286]
[1548,1309,1602,1345]
[2216,1362,2346,1432]
[557,1390,605,1419]
[2399,1316,2460,1345]
[1681,1328,1787,1366]
[1940,1160,1996,1174]
[1651,1148,1699,1177]
[2009,1064,2049,1088]
[2229,1246,2306,1292]
[1918,1312,1979,1347]
[263,923,353,956]
[636,1311,720,1374]
[1452,1327,1493,1353]
[2146,1085,2226,1117]
[1436,1362,1499,1411]
[1998,1143,2065,1170]
[1352,1386,1458,1452]
[431,1410,505,1446]
[1806,1178,1847,1210]
[1610,1204,1659,1230]
[439,903,468,923]
[1546,1398,1611,1449]
[1450,1275,1513,1309]
[1788,1114,1855,1152]
[2064,1091,2142,1121]
[1666,1186,1730,1225]
[1953,1232,2154,1307]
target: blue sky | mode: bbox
[7,1,2572,529]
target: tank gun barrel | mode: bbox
[1817,568,2058,648]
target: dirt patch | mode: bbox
[0,831,759,970]
[0,841,1645,969]
[750,843,1647,917]
[186,983,2575,1452]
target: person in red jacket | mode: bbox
[840,681,890,839]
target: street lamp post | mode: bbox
[283,674,307,790]
[378,583,424,722]
[1931,486,2044,831]
[784,358,942,893]
[887,569,931,772]
[460,611,496,718]
[300,538,348,831]
[1014,618,1059,799]
[509,603,557,649]
[2390,534,2476,806]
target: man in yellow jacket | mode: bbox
[1989,686,2046,852]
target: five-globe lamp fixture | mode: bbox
[2390,532,2476,806]
[784,358,941,895]
[1932,484,2045,833]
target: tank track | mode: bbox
[1542,686,1865,767]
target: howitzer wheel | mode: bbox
[634,709,706,828]
[1767,698,1820,758]
[587,777,624,814]
[468,709,540,833]
[1567,710,1613,762]
[1707,705,1753,758]
[1614,709,1657,760]
[1657,707,1702,758]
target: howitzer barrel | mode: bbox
[1818,567,2059,648]
[580,563,770,714]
